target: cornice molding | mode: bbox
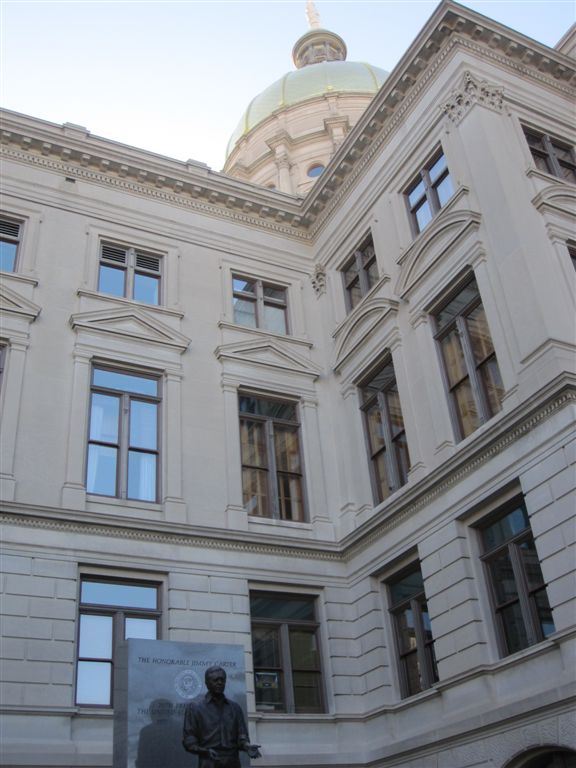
[215,337,323,379]
[0,282,41,323]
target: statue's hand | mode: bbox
[245,744,262,759]
[207,748,220,760]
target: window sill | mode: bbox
[248,515,313,531]
[77,289,184,319]
[526,165,574,187]
[0,270,38,287]
[218,320,312,348]
[86,494,163,515]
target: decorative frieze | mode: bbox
[311,263,327,296]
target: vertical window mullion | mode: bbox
[255,280,264,328]
[126,248,135,300]
[280,622,295,713]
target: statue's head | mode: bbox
[205,666,227,697]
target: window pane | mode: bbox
[390,570,424,606]
[242,467,269,516]
[251,594,315,621]
[453,380,479,438]
[274,427,301,473]
[263,285,286,302]
[133,273,159,305]
[500,602,529,654]
[519,540,546,590]
[240,420,268,467]
[81,581,157,609]
[415,201,433,231]
[87,444,117,495]
[482,505,529,551]
[429,153,447,182]
[76,661,112,705]
[79,614,113,658]
[130,401,157,450]
[435,281,479,330]
[255,670,284,710]
[128,451,157,501]
[440,331,467,386]
[93,369,158,397]
[396,608,417,653]
[292,671,323,712]
[289,629,319,669]
[386,388,405,439]
[347,281,363,309]
[366,258,379,289]
[239,397,296,421]
[233,277,255,294]
[252,626,281,667]
[277,474,304,522]
[488,551,519,604]
[233,297,257,327]
[373,452,390,502]
[0,241,17,272]
[534,590,555,638]
[393,433,410,486]
[404,651,422,696]
[98,264,125,297]
[466,305,494,362]
[90,394,119,443]
[365,405,385,453]
[263,304,287,334]
[125,617,157,640]
[436,174,453,207]
[408,179,426,207]
[479,357,504,416]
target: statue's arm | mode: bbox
[182,705,201,754]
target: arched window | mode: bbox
[504,748,576,768]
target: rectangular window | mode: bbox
[250,592,324,714]
[523,128,576,183]
[479,499,555,656]
[406,150,454,234]
[98,242,161,305]
[341,234,379,311]
[0,217,21,272]
[239,393,305,522]
[387,563,438,698]
[232,275,288,334]
[433,275,504,440]
[76,577,160,706]
[359,359,410,503]
[87,366,160,502]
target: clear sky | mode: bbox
[1,1,574,171]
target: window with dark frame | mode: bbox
[359,359,410,504]
[0,345,6,392]
[523,128,576,183]
[341,234,379,311]
[479,499,555,656]
[98,242,162,305]
[86,366,160,502]
[568,243,576,271]
[387,563,438,698]
[406,150,454,234]
[250,592,324,714]
[232,275,288,334]
[433,275,504,440]
[239,393,305,522]
[76,577,160,706]
[0,217,21,273]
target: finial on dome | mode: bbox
[306,0,321,29]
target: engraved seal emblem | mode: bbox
[174,669,202,700]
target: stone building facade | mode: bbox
[1,2,575,767]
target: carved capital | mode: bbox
[442,70,504,124]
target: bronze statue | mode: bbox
[183,666,261,767]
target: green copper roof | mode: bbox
[226,60,388,158]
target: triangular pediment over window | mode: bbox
[215,338,323,379]
[69,307,190,352]
[0,282,41,323]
